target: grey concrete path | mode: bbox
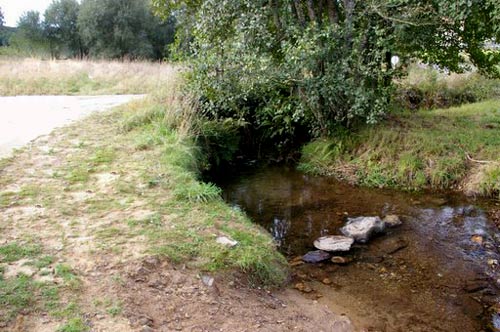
[0,95,145,158]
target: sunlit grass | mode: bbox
[300,99,500,197]
[0,58,179,96]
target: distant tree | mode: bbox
[78,0,155,59]
[44,0,82,58]
[0,6,4,27]
[10,11,48,55]
[147,14,176,59]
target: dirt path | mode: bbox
[0,95,145,158]
[0,102,354,332]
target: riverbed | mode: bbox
[218,164,500,331]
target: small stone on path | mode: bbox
[201,275,214,287]
[216,236,238,247]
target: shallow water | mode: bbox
[218,165,500,331]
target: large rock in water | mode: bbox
[313,235,354,252]
[341,216,385,243]
[302,250,331,263]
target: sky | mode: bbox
[0,0,54,27]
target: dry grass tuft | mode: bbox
[0,58,180,96]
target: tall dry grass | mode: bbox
[0,58,180,96]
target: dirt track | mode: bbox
[0,95,145,158]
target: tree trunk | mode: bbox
[343,0,355,47]
[269,0,282,32]
[306,0,317,23]
[326,0,339,24]
[293,0,306,26]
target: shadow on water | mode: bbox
[217,164,500,332]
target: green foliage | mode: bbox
[2,1,175,60]
[0,275,35,322]
[196,118,243,168]
[78,0,174,59]
[9,11,49,57]
[57,318,89,332]
[299,99,500,195]
[173,180,221,202]
[394,64,500,110]
[0,243,41,263]
[153,0,500,149]
[44,0,82,58]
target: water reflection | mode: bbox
[218,165,500,331]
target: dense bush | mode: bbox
[153,0,500,151]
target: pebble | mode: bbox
[383,215,402,227]
[201,275,214,287]
[322,278,332,285]
[471,235,484,245]
[216,236,238,247]
[294,282,313,293]
[331,256,352,264]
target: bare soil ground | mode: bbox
[0,103,354,331]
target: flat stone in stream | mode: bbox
[341,216,385,243]
[313,235,354,252]
[302,250,331,263]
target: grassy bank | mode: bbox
[299,99,500,197]
[0,66,287,330]
[117,87,288,283]
[0,58,178,95]
[394,64,500,110]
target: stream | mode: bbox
[217,164,500,332]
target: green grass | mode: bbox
[300,99,500,197]
[0,243,41,263]
[56,317,89,332]
[0,243,82,328]
[119,95,288,286]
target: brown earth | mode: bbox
[0,106,354,332]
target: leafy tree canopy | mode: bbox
[44,0,82,58]
[152,0,500,144]
[78,0,156,59]
[0,6,4,27]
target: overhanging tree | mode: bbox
[152,0,500,143]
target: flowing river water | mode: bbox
[217,164,500,332]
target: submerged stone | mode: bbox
[341,216,385,243]
[331,256,352,264]
[302,250,331,263]
[313,235,354,252]
[383,215,402,227]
